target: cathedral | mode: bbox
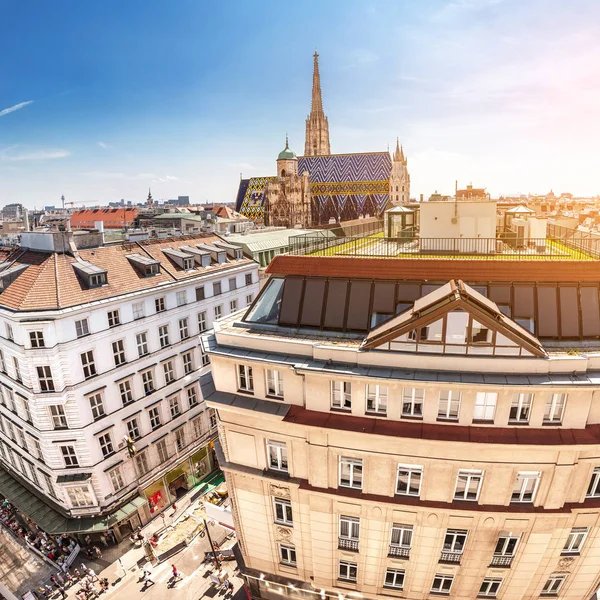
[235,52,410,228]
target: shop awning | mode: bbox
[0,467,146,534]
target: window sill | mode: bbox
[330,407,352,413]
[382,586,404,592]
[507,421,530,426]
[436,418,459,423]
[102,452,116,460]
[560,551,580,556]
[429,592,450,596]
[279,562,297,569]
[275,521,293,528]
[337,579,357,585]
[366,411,387,417]
[266,395,285,401]
[472,419,494,424]
[237,389,255,396]
[401,414,423,420]
[542,421,562,426]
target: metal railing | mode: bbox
[338,538,359,552]
[388,545,410,558]
[439,551,462,564]
[288,234,600,260]
[490,555,514,567]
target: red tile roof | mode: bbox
[266,255,600,283]
[70,208,138,229]
[0,234,253,311]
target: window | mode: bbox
[126,417,141,440]
[338,561,357,583]
[494,535,519,559]
[267,440,288,472]
[155,297,166,313]
[112,339,127,366]
[75,318,90,338]
[214,304,223,320]
[41,472,57,498]
[163,361,175,384]
[156,439,169,463]
[107,309,120,327]
[196,286,205,301]
[228,277,237,291]
[29,436,43,461]
[541,575,566,596]
[274,498,293,525]
[98,433,114,458]
[119,380,133,405]
[61,445,79,467]
[245,273,253,286]
[266,370,284,398]
[169,395,181,418]
[5,323,13,341]
[175,427,185,451]
[89,273,106,287]
[158,324,170,348]
[390,524,413,557]
[36,366,55,392]
[442,529,468,556]
[474,392,497,421]
[192,416,204,438]
[88,393,105,420]
[132,302,145,320]
[237,364,254,392]
[384,569,405,590]
[402,388,424,417]
[366,384,387,415]
[178,318,189,340]
[50,405,67,429]
[230,299,238,312]
[478,578,502,598]
[108,466,125,492]
[0,350,4,373]
[510,393,533,423]
[13,358,21,382]
[136,332,149,357]
[396,464,422,496]
[29,331,45,348]
[182,351,194,375]
[339,457,362,489]
[339,515,360,550]
[587,467,600,497]
[246,294,254,306]
[454,469,483,501]
[562,527,588,554]
[142,370,155,395]
[5,389,14,411]
[438,390,461,420]
[81,350,97,379]
[135,450,150,476]
[201,350,210,367]
[149,406,162,429]
[198,311,208,332]
[511,471,541,503]
[187,385,198,408]
[209,410,217,429]
[470,320,492,344]
[331,381,351,410]
[279,544,296,566]
[67,486,93,508]
[176,291,187,306]
[544,393,566,424]
[20,398,32,423]
[213,281,222,296]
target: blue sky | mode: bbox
[1,0,600,208]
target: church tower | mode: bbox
[390,138,410,205]
[304,51,331,156]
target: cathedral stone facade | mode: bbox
[236,53,410,228]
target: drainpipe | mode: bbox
[291,367,306,408]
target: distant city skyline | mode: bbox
[1,0,600,208]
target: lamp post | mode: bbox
[203,518,221,570]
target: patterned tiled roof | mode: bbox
[297,152,391,183]
[0,234,253,311]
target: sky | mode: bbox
[1,0,600,208]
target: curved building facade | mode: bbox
[204,253,600,600]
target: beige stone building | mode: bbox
[204,251,600,600]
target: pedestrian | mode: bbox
[100,533,108,547]
[84,534,92,546]
[88,568,98,582]
[142,568,155,587]
[93,545,102,559]
[172,564,181,579]
[54,583,67,599]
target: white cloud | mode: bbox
[2,149,70,161]
[0,101,33,118]
[97,141,109,149]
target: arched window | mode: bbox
[281,169,286,177]
[402,186,405,192]
[396,186,398,192]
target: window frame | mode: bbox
[132,302,145,320]
[390,524,413,549]
[510,393,533,423]
[544,393,566,424]
[274,497,293,525]
[366,384,388,415]
[454,469,484,501]
[266,369,284,398]
[80,350,97,379]
[511,471,541,503]
[198,311,208,333]
[338,560,357,583]
[88,392,105,421]
[112,339,127,366]
[182,351,194,375]
[541,575,566,596]
[36,365,55,392]
[237,364,254,393]
[75,318,90,338]
[214,304,223,320]
[478,578,503,598]
[176,290,187,306]
[339,456,363,489]
[438,390,461,420]
[126,417,141,440]
[29,331,45,348]
[331,380,352,411]
[108,466,124,492]
[442,529,468,555]
[178,317,190,340]
[136,331,149,357]
[473,392,497,422]
[384,569,405,590]
[278,544,297,567]
[50,405,68,429]
[396,464,423,497]
[155,296,166,313]
[148,406,162,430]
[266,439,288,472]
[562,527,588,555]
[163,360,175,384]
[402,387,424,418]
[107,309,120,328]
[119,379,134,405]
[98,432,114,458]
[587,466,600,497]
[60,445,79,468]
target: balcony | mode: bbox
[338,538,359,552]
[490,555,514,568]
[388,545,410,559]
[439,551,462,564]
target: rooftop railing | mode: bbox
[288,233,600,261]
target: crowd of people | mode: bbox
[34,565,110,599]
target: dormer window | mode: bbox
[183,257,194,271]
[162,248,196,271]
[72,261,108,289]
[126,254,161,278]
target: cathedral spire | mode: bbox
[305,51,331,156]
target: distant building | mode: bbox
[456,184,489,201]
[2,204,24,221]
[70,208,138,229]
[167,196,190,206]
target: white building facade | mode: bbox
[0,231,259,540]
